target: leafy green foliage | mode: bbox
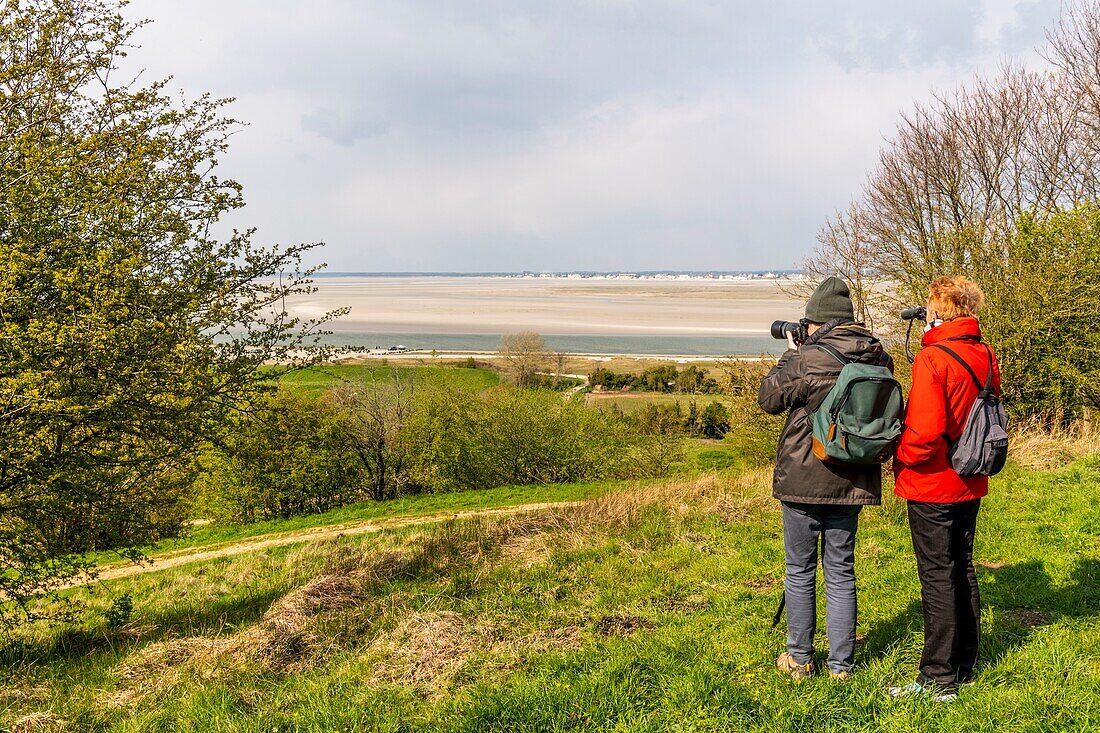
[695,400,731,439]
[0,1,341,623]
[631,399,731,438]
[982,207,1100,420]
[403,386,678,491]
[589,364,720,394]
[200,391,364,522]
[717,357,785,464]
[103,593,133,629]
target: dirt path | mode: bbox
[80,500,585,587]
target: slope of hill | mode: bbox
[3,459,1099,732]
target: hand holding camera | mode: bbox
[771,318,810,348]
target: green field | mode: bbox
[277,362,501,396]
[4,456,1098,732]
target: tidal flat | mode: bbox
[289,276,804,356]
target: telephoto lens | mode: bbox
[770,319,808,344]
[770,320,795,340]
[901,306,927,321]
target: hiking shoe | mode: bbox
[776,652,813,681]
[829,669,852,681]
[888,681,957,703]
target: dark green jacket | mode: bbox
[758,322,892,505]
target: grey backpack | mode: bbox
[931,343,1008,477]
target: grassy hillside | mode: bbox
[3,458,1099,732]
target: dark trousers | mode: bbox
[907,499,981,691]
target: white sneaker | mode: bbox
[888,681,957,703]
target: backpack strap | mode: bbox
[931,343,994,394]
[813,342,851,367]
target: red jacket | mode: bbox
[894,317,1002,503]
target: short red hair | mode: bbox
[928,276,985,320]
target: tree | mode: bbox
[641,364,678,393]
[498,332,549,387]
[795,203,889,329]
[554,351,568,388]
[325,372,416,501]
[0,1,343,625]
[805,1,1100,419]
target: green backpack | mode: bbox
[810,343,904,465]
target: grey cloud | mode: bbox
[817,4,984,71]
[131,0,1067,272]
[301,107,389,146]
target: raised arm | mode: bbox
[758,349,808,415]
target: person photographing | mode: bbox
[890,276,1006,702]
[759,277,901,681]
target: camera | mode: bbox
[770,318,809,345]
[901,306,927,321]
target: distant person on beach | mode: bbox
[889,276,1003,703]
[758,277,894,681]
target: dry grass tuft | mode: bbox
[555,472,734,531]
[245,573,364,667]
[1010,419,1100,470]
[0,686,49,707]
[116,570,369,700]
[500,534,553,567]
[9,712,66,733]
[710,467,775,524]
[368,611,478,693]
[96,688,138,710]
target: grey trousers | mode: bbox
[781,501,862,673]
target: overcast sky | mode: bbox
[128,1,1060,272]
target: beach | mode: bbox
[290,276,804,357]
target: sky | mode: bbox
[127,1,1062,273]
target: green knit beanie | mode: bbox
[805,276,855,322]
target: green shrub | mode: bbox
[403,386,675,491]
[589,365,721,394]
[696,401,731,439]
[982,207,1100,421]
[717,358,785,465]
[201,390,364,522]
[633,403,685,435]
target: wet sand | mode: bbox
[291,276,803,337]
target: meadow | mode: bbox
[3,450,1098,732]
[275,363,501,397]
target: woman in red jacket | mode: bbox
[890,276,1001,702]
